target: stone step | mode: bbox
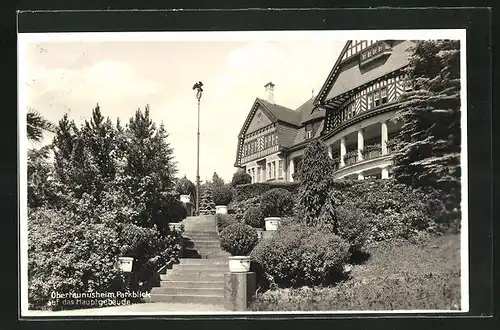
[151,287,224,296]
[173,264,228,272]
[183,234,220,239]
[159,280,224,289]
[148,294,224,305]
[184,242,222,249]
[167,268,226,276]
[161,272,224,282]
[179,258,228,265]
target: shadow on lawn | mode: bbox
[349,249,371,265]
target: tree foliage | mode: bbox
[28,104,182,309]
[27,109,54,143]
[296,140,336,226]
[212,172,225,187]
[392,40,461,210]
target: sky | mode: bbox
[22,33,346,183]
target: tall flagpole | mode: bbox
[196,96,200,215]
[193,81,203,216]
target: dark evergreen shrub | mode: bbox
[234,182,300,202]
[216,213,238,234]
[296,140,336,226]
[220,223,258,256]
[243,206,265,228]
[231,170,252,186]
[212,185,233,206]
[260,188,294,217]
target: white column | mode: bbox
[340,137,346,167]
[358,172,365,180]
[381,120,388,155]
[381,166,389,179]
[328,144,333,159]
[357,128,364,161]
[289,157,295,182]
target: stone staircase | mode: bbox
[148,215,229,306]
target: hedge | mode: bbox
[234,182,300,202]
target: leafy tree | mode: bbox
[212,172,225,187]
[27,145,55,208]
[231,168,252,186]
[296,140,336,226]
[27,109,54,143]
[199,183,216,215]
[175,175,196,197]
[392,40,461,212]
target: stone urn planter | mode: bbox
[118,257,134,273]
[228,256,251,273]
[168,222,183,232]
[179,194,191,204]
[256,228,264,240]
[264,217,281,231]
[215,205,228,214]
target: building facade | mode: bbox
[234,40,415,183]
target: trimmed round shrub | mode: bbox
[212,185,233,206]
[335,205,372,252]
[260,188,294,217]
[251,223,350,288]
[231,170,252,186]
[216,213,238,234]
[243,206,265,228]
[220,223,259,256]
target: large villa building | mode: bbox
[234,39,415,182]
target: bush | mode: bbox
[212,185,233,206]
[231,170,252,187]
[335,205,372,252]
[216,213,238,234]
[250,270,460,311]
[175,176,195,196]
[118,223,182,289]
[28,208,124,310]
[228,197,260,222]
[260,188,294,217]
[234,182,300,202]
[243,206,265,228]
[220,223,258,256]
[251,223,350,288]
[156,194,187,226]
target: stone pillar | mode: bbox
[340,137,346,167]
[224,272,256,311]
[357,128,364,161]
[358,172,365,180]
[381,166,389,179]
[289,157,295,182]
[381,120,388,155]
[328,144,333,159]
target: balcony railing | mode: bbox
[343,152,358,166]
[362,144,382,160]
[332,157,340,171]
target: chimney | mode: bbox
[264,82,275,104]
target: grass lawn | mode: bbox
[250,233,461,311]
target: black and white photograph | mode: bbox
[18,28,468,316]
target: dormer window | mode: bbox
[305,124,313,139]
[360,41,392,66]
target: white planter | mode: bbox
[169,223,183,231]
[215,205,228,214]
[228,256,251,273]
[118,257,134,272]
[265,217,281,231]
[180,194,191,204]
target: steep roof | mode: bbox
[257,98,301,126]
[325,40,415,101]
[314,40,415,106]
[295,98,325,124]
